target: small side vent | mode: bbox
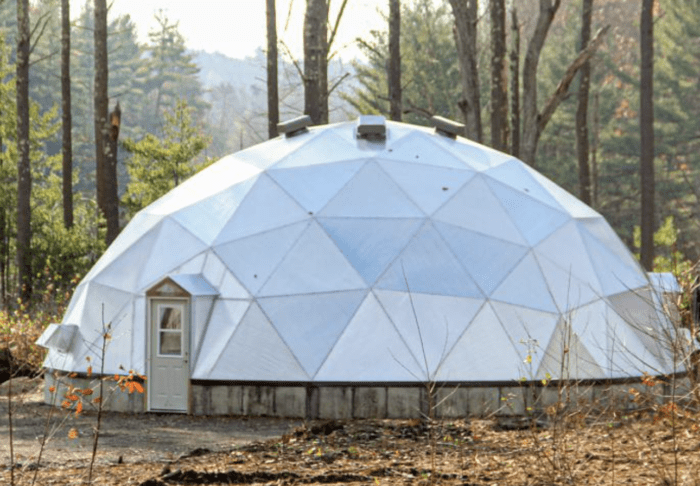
[431,116,464,139]
[277,115,312,138]
[356,115,386,141]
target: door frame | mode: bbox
[146,296,191,412]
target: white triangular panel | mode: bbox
[376,222,483,298]
[433,175,527,245]
[578,218,646,273]
[436,303,522,381]
[484,159,565,211]
[605,306,664,376]
[214,221,309,295]
[192,299,251,378]
[205,302,309,380]
[259,290,367,376]
[535,256,601,311]
[380,130,471,169]
[268,159,366,213]
[202,252,227,288]
[569,299,612,374]
[536,319,604,380]
[434,135,511,171]
[491,253,557,312]
[258,221,366,296]
[235,129,321,170]
[218,270,250,299]
[273,129,357,169]
[378,159,475,214]
[176,253,207,275]
[319,217,424,285]
[315,293,425,381]
[435,221,529,294]
[375,290,483,378]
[527,168,601,218]
[62,282,89,325]
[486,178,569,246]
[214,174,309,244]
[319,162,424,218]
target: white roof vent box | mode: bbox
[277,115,312,138]
[431,115,465,139]
[356,115,386,141]
[36,324,79,354]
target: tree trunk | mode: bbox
[448,0,482,142]
[521,0,561,166]
[576,0,593,206]
[105,101,120,243]
[490,0,507,151]
[94,0,119,244]
[640,0,655,270]
[16,0,31,303]
[266,0,279,138]
[61,0,74,229]
[388,0,402,121]
[304,0,328,125]
[510,7,520,158]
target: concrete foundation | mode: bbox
[43,371,696,419]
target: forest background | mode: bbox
[0,0,698,329]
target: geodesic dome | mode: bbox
[41,117,676,394]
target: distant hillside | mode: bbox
[193,49,266,89]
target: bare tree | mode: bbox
[388,0,402,121]
[62,0,73,229]
[267,0,279,138]
[510,6,520,158]
[490,0,508,151]
[639,0,655,270]
[303,0,328,125]
[94,0,119,244]
[16,0,31,302]
[576,0,593,205]
[448,0,482,142]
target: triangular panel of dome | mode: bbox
[217,270,250,299]
[258,290,367,377]
[489,301,560,373]
[272,129,360,169]
[526,167,601,218]
[192,299,251,378]
[578,218,645,272]
[258,221,366,296]
[535,256,601,311]
[175,253,206,275]
[536,319,604,380]
[486,178,570,246]
[432,135,511,171]
[380,130,473,170]
[235,128,322,170]
[605,306,665,376]
[377,159,476,215]
[214,220,310,295]
[202,251,227,288]
[314,293,425,381]
[374,290,483,378]
[319,162,424,218]
[376,222,483,298]
[490,252,557,312]
[483,158,565,211]
[579,226,649,295]
[319,217,424,285]
[213,174,309,244]
[267,159,366,213]
[61,281,88,325]
[435,303,522,381]
[534,221,604,295]
[568,299,612,374]
[171,177,257,244]
[147,155,262,215]
[434,221,529,294]
[136,218,209,291]
[433,175,527,246]
[205,302,309,381]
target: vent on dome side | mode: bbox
[431,116,464,139]
[356,115,386,141]
[277,115,312,138]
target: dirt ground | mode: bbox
[3,377,700,485]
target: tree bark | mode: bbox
[266,0,279,138]
[510,7,520,158]
[640,0,655,270]
[94,0,119,244]
[448,0,482,142]
[521,0,560,166]
[388,0,402,121]
[304,0,328,125]
[575,0,593,206]
[490,0,508,151]
[16,0,31,302]
[61,0,74,229]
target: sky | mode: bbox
[75,0,388,61]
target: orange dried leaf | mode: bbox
[133,382,144,394]
[68,428,79,440]
[49,386,56,393]
[92,397,102,404]
[75,401,83,416]
[66,394,79,402]
[87,366,93,377]
[61,400,71,409]
[68,372,78,378]
[81,388,94,396]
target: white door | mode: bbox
[149,299,189,412]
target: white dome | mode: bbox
[43,118,675,384]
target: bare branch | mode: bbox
[327,72,350,96]
[327,0,349,54]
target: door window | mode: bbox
[158,304,183,356]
